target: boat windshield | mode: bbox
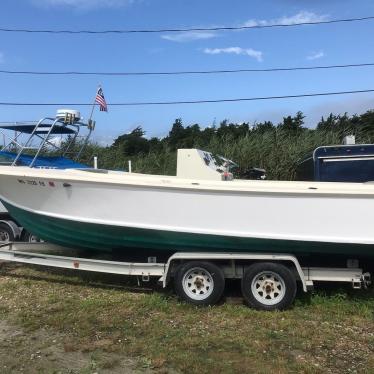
[207,153,238,173]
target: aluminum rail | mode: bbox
[0,242,165,277]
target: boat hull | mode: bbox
[2,200,374,257]
[0,166,374,257]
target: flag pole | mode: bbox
[89,85,100,122]
[77,86,98,160]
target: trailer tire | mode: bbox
[174,261,225,306]
[0,223,15,243]
[21,230,41,243]
[241,262,296,311]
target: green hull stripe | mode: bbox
[3,201,374,256]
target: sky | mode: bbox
[0,0,374,145]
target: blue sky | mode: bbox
[1,0,374,145]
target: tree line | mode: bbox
[77,109,374,180]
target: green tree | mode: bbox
[167,118,186,149]
[278,111,305,135]
[112,126,150,156]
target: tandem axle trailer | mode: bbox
[0,242,371,310]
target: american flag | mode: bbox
[95,87,108,112]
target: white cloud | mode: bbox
[160,11,328,43]
[243,11,329,28]
[32,0,135,10]
[161,31,217,42]
[0,52,4,64]
[307,50,325,60]
[204,47,263,62]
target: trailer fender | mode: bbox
[161,253,308,292]
[0,220,21,240]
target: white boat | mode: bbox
[0,148,373,257]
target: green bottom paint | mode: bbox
[3,201,374,257]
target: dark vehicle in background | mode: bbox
[239,167,267,180]
[296,143,374,182]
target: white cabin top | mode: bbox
[177,149,233,180]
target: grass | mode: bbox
[0,263,373,373]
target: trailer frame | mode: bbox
[0,242,371,309]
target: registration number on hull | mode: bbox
[17,179,55,187]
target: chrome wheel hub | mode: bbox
[0,231,10,242]
[182,267,214,301]
[251,271,286,306]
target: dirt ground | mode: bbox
[0,319,172,374]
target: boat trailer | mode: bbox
[0,242,371,310]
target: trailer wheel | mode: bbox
[21,230,41,243]
[241,262,296,311]
[0,223,15,243]
[174,261,225,306]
